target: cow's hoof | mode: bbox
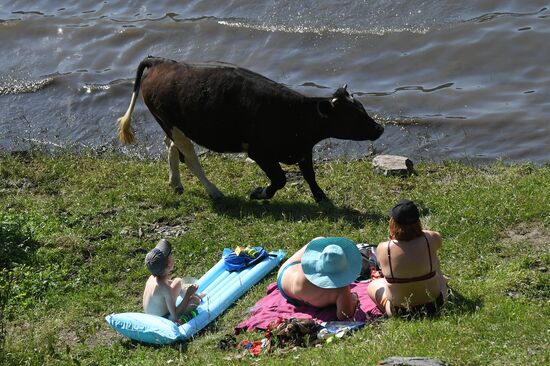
[250,187,269,200]
[173,186,184,194]
[313,191,329,203]
[317,197,334,209]
[209,191,225,200]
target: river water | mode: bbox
[1,0,549,163]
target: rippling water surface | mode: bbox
[1,0,549,163]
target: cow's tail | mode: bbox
[117,56,167,144]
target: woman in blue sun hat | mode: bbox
[277,236,362,320]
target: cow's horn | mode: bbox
[343,84,348,91]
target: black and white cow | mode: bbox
[118,56,384,202]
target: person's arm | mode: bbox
[164,283,195,321]
[335,287,359,320]
[284,245,308,264]
[376,241,388,275]
[172,284,198,320]
[424,230,442,251]
[284,237,324,264]
[164,288,179,322]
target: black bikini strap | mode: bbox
[387,240,395,279]
[425,234,433,273]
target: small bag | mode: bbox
[356,243,381,281]
[222,246,268,272]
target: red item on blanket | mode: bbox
[235,282,383,333]
[237,340,263,356]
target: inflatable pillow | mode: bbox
[105,312,182,344]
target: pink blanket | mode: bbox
[235,282,383,333]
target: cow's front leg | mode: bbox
[165,136,183,193]
[249,158,286,200]
[298,153,328,202]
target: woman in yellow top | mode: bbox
[368,200,448,317]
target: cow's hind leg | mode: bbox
[170,127,224,199]
[249,158,286,200]
[164,136,183,194]
[298,153,328,202]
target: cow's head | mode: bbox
[317,85,384,141]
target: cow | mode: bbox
[117,56,384,202]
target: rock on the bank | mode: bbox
[378,357,450,366]
[372,155,414,177]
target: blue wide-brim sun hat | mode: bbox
[301,237,361,289]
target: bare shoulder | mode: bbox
[155,279,172,295]
[285,241,312,263]
[424,230,442,239]
[376,240,389,256]
[424,230,443,248]
[144,275,158,291]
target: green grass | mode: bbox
[0,152,548,365]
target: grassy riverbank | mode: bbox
[1,153,548,365]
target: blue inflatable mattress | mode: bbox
[105,249,286,344]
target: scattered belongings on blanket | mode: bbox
[317,320,366,342]
[237,339,265,356]
[221,318,368,357]
[372,154,414,177]
[266,318,322,349]
[218,334,238,350]
[378,356,450,366]
[234,281,384,333]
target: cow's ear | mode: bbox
[317,100,333,118]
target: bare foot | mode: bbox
[187,283,198,296]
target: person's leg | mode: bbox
[367,278,383,305]
[437,271,449,301]
[187,294,201,309]
[367,279,393,317]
